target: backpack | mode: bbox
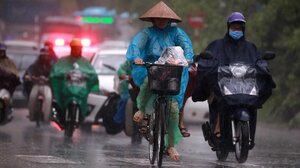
[101,92,123,135]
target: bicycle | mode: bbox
[138,62,183,167]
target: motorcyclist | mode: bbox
[127,1,194,161]
[23,47,52,98]
[0,42,20,123]
[192,12,262,144]
[50,38,99,128]
[23,47,53,122]
[43,40,58,64]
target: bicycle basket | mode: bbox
[147,64,183,95]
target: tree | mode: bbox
[248,0,300,125]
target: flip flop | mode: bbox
[179,127,191,137]
[214,132,221,138]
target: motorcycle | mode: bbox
[199,51,276,163]
[0,72,20,125]
[27,75,52,127]
[0,88,13,125]
[120,75,142,144]
[63,69,88,137]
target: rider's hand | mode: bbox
[119,75,128,80]
[24,75,31,81]
[134,58,144,65]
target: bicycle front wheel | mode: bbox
[149,113,158,165]
[157,101,166,167]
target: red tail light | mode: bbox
[55,38,65,46]
[81,38,91,47]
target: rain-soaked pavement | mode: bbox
[0,108,300,168]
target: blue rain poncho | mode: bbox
[126,25,194,108]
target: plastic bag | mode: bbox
[155,46,188,66]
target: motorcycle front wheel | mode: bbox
[35,99,43,127]
[216,149,229,161]
[0,101,4,122]
[157,101,166,168]
[64,103,77,138]
[235,121,249,163]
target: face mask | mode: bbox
[229,30,243,40]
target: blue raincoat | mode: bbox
[126,25,194,108]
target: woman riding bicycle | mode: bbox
[127,1,194,161]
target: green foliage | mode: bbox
[248,0,300,123]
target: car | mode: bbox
[97,40,129,50]
[86,49,127,124]
[4,40,39,107]
[40,16,97,59]
[90,49,127,93]
[183,98,209,124]
[4,40,39,51]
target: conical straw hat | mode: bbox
[139,1,182,22]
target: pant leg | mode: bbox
[113,97,128,124]
[165,101,182,147]
[136,78,151,113]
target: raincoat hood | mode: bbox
[139,1,182,23]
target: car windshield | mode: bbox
[93,54,125,75]
[6,51,38,72]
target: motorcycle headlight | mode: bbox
[229,65,249,78]
[0,89,10,100]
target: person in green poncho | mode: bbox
[50,38,99,127]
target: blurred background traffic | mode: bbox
[0,0,299,126]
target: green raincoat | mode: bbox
[50,56,99,116]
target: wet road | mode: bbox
[0,108,300,168]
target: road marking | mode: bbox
[111,157,181,167]
[15,155,80,164]
[285,152,300,155]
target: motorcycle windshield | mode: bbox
[218,63,258,96]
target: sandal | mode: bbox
[138,120,148,134]
[167,147,180,161]
[179,127,191,137]
[214,132,221,138]
[133,111,144,123]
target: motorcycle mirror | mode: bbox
[199,51,214,60]
[262,51,276,60]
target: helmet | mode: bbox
[227,12,246,24]
[70,38,82,47]
[44,40,53,47]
